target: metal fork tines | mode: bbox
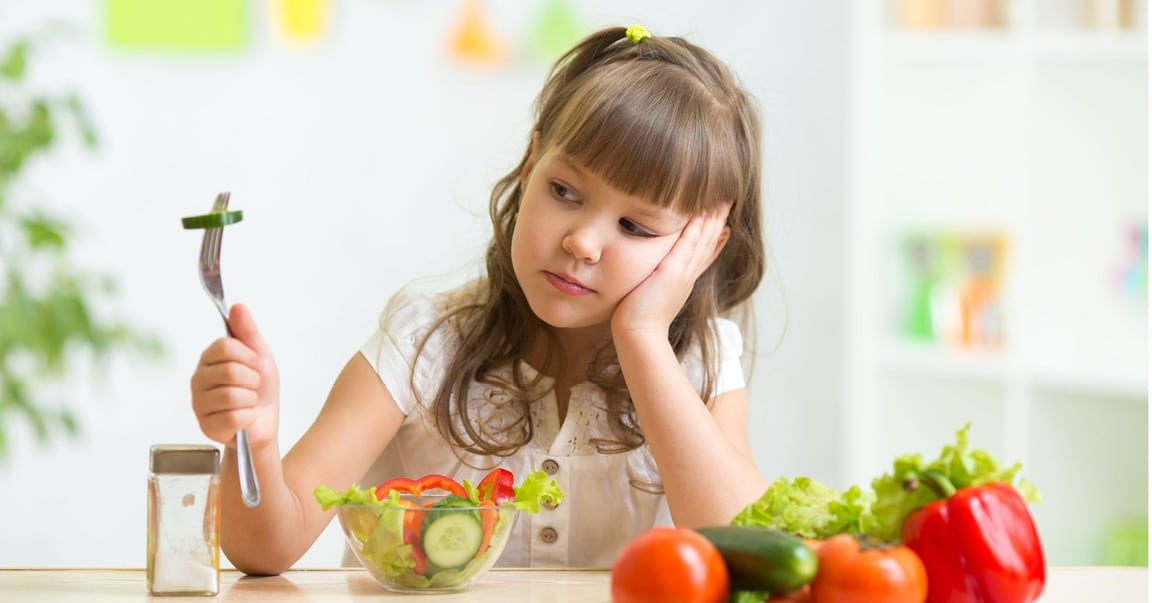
[198,191,261,508]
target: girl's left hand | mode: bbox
[611,203,731,338]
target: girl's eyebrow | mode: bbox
[632,203,680,222]
[624,196,685,224]
[552,153,683,223]
[553,153,584,175]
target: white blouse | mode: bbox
[353,283,746,568]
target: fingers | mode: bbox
[697,205,730,264]
[703,201,733,249]
[667,202,732,275]
[229,303,274,358]
[613,203,732,335]
[190,336,265,445]
[195,341,263,391]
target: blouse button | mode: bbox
[539,527,558,543]
[542,498,560,510]
[542,459,560,475]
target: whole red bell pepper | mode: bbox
[901,470,1045,603]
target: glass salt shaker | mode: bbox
[147,444,221,596]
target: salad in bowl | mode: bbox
[315,468,563,593]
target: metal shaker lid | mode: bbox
[150,444,220,475]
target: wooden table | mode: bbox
[0,567,1146,601]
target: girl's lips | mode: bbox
[545,272,593,296]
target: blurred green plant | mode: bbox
[0,34,162,461]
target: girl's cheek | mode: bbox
[628,248,671,284]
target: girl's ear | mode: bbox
[708,226,731,268]
[520,131,541,188]
[705,201,733,269]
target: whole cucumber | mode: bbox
[694,525,818,595]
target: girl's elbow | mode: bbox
[223,545,294,577]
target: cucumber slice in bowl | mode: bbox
[181,210,243,229]
[321,486,534,593]
[421,511,483,570]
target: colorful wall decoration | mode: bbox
[1114,219,1148,299]
[273,0,331,45]
[446,0,509,67]
[899,230,1010,349]
[102,0,590,67]
[526,0,587,62]
[104,0,249,50]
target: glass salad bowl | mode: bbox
[335,494,522,593]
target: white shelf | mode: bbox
[1033,31,1149,59]
[877,339,1149,399]
[847,0,1148,567]
[1028,365,1149,400]
[880,29,1147,61]
[882,30,1020,57]
[878,339,1010,382]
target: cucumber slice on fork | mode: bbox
[181,210,244,229]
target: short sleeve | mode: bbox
[714,317,746,394]
[359,287,451,415]
[679,317,746,396]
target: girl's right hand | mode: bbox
[190,303,280,450]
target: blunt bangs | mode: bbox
[542,61,744,215]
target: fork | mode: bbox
[199,191,261,508]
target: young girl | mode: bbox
[191,25,769,574]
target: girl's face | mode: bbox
[512,146,690,333]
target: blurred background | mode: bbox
[0,0,1145,569]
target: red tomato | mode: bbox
[611,527,729,603]
[808,534,927,603]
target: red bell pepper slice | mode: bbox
[401,503,426,536]
[901,470,1046,603]
[371,473,472,575]
[415,473,468,498]
[394,499,427,575]
[476,467,515,505]
[404,519,427,575]
[374,474,467,500]
[476,499,499,555]
[374,477,420,500]
[409,539,427,575]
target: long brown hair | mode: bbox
[415,26,765,459]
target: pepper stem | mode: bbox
[915,469,958,499]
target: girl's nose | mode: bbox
[562,222,602,264]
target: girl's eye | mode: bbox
[619,218,656,238]
[550,181,580,204]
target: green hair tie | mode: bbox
[625,25,650,45]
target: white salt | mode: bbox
[151,551,218,594]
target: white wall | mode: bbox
[0,1,849,568]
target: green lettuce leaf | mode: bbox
[510,470,565,514]
[315,471,567,590]
[314,483,404,510]
[359,505,418,582]
[462,479,482,505]
[730,424,1042,544]
[868,423,1041,541]
[731,476,875,539]
[315,470,566,516]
